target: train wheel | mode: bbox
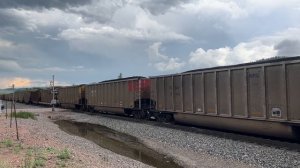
[157,113,173,123]
[133,110,146,119]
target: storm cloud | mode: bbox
[137,0,189,15]
[275,40,300,56]
[0,0,93,9]
[0,0,300,88]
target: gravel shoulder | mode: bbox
[50,110,300,168]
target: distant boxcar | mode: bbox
[85,76,151,117]
[15,91,25,103]
[30,90,41,104]
[150,57,300,139]
[57,85,85,109]
[23,91,31,104]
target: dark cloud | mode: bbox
[0,10,24,29]
[0,0,93,9]
[139,0,188,15]
[275,39,300,56]
[67,0,128,23]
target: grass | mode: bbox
[13,143,23,154]
[57,149,71,160]
[22,147,71,168]
[12,111,35,119]
[23,148,47,168]
[0,138,71,168]
[0,160,11,168]
[33,157,46,168]
[1,139,13,147]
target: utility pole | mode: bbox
[12,84,19,140]
[10,84,14,128]
[51,75,55,112]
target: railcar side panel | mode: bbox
[173,75,182,112]
[192,73,204,113]
[247,67,265,118]
[150,78,157,109]
[204,72,216,114]
[231,69,247,117]
[217,71,230,116]
[40,89,52,104]
[157,78,165,111]
[183,74,192,112]
[266,65,286,120]
[287,63,300,121]
[164,77,173,111]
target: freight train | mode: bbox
[1,57,300,140]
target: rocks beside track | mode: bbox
[51,111,300,168]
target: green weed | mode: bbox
[12,112,35,119]
[57,149,70,160]
[1,139,13,147]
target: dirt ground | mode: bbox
[0,110,91,168]
[0,107,150,168]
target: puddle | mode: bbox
[55,120,182,168]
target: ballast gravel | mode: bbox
[52,111,300,168]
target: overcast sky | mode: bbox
[0,0,300,88]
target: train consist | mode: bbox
[1,57,300,140]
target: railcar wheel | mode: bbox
[133,110,146,119]
[292,126,300,140]
[156,113,173,123]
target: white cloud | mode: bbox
[59,9,190,55]
[68,0,126,22]
[180,0,247,19]
[148,42,185,71]
[245,0,300,13]
[0,39,14,48]
[60,25,189,42]
[9,8,83,30]
[188,27,300,68]
[189,41,277,68]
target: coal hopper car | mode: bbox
[150,56,300,139]
[39,88,54,105]
[85,76,152,118]
[57,85,86,109]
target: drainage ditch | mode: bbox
[54,120,182,168]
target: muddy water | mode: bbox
[55,120,182,168]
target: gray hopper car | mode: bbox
[85,76,151,117]
[150,56,300,139]
[57,85,85,109]
[23,91,31,104]
[39,89,53,105]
